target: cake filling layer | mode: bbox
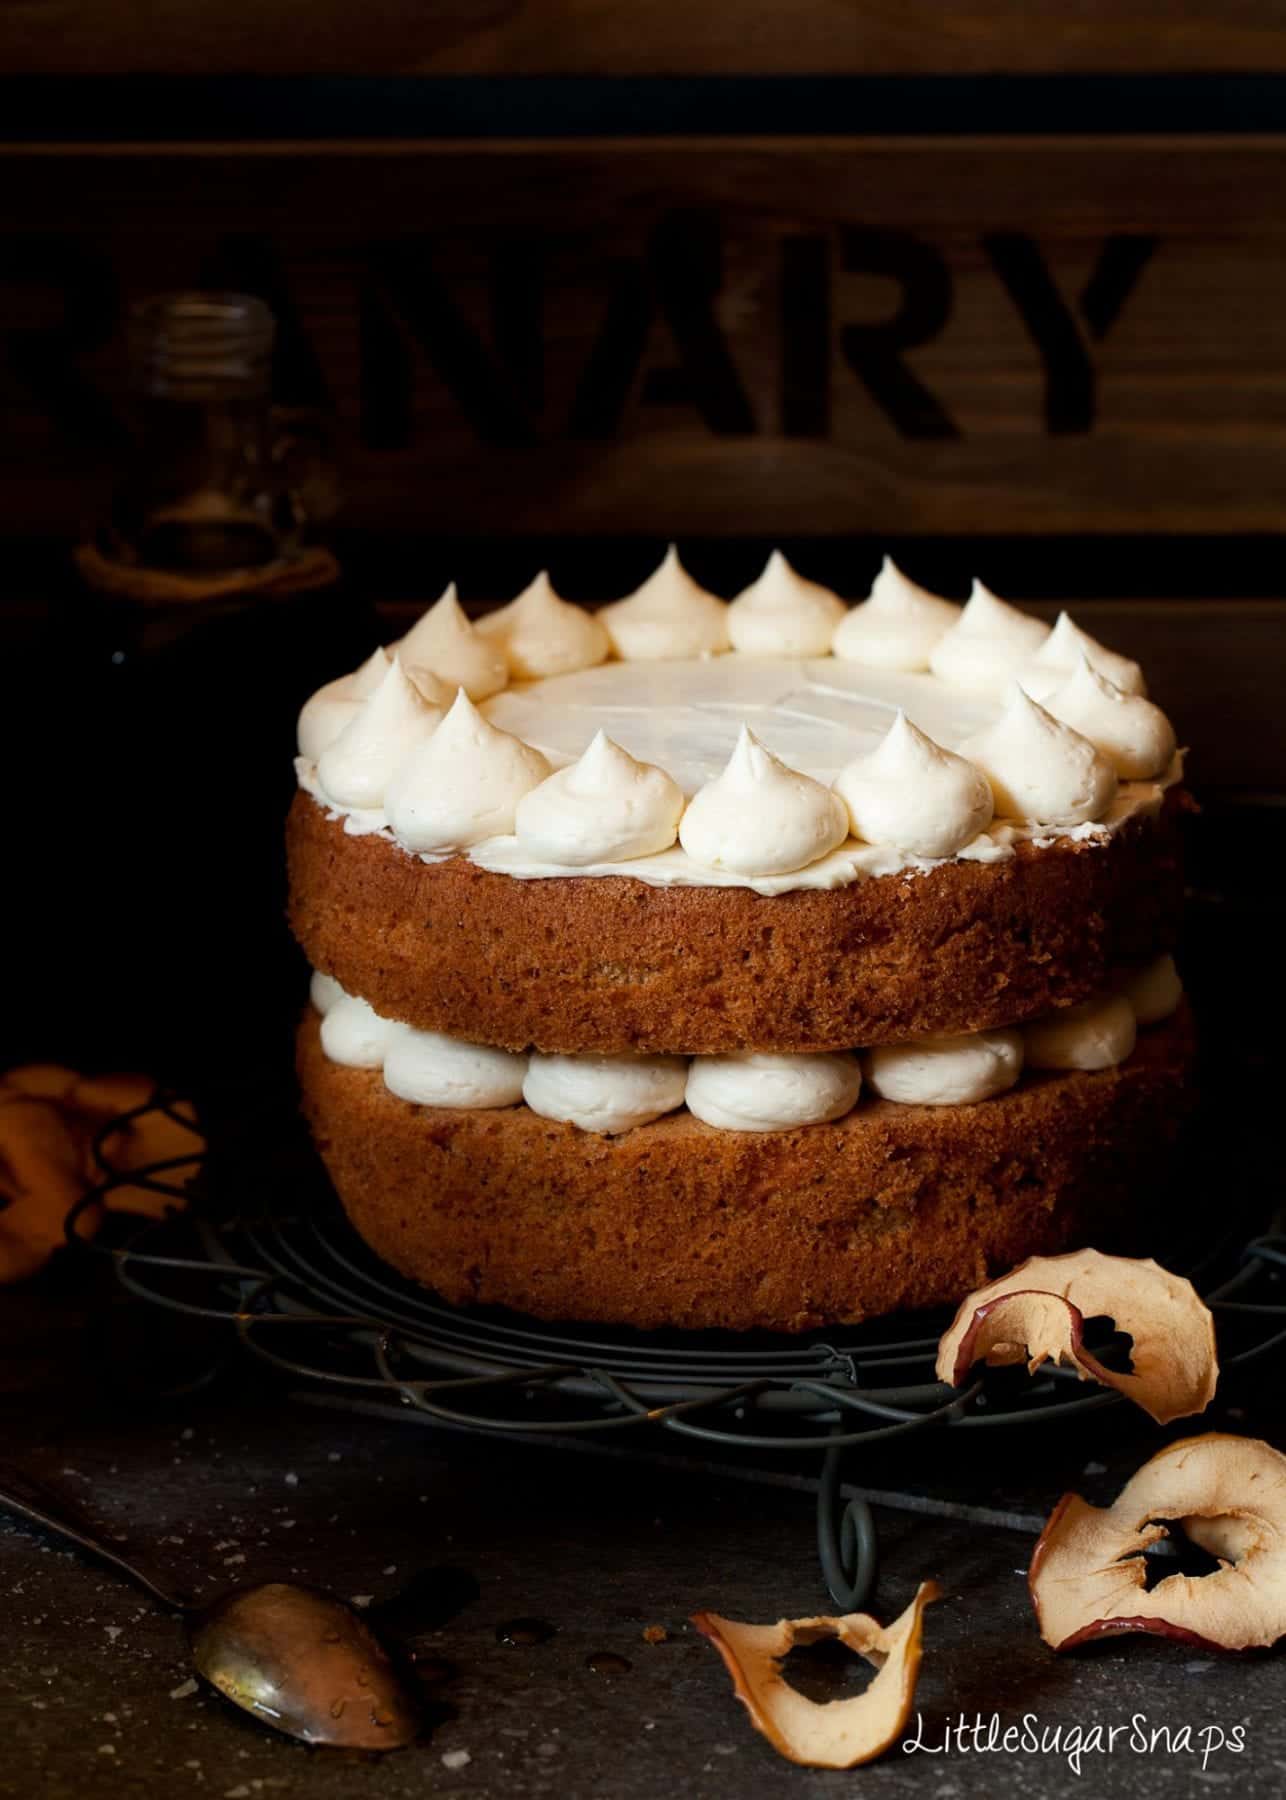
[310,957,1182,1136]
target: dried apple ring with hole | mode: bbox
[1030,1434,1286,1652]
[935,1248,1217,1425]
[691,1582,939,1769]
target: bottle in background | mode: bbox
[24,293,375,1086]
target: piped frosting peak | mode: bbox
[1043,658,1177,780]
[727,549,846,657]
[599,545,730,661]
[679,724,849,876]
[960,685,1118,826]
[832,557,960,671]
[398,582,509,701]
[514,730,684,865]
[477,569,610,679]
[928,579,1050,693]
[316,653,443,810]
[833,711,993,858]
[1023,611,1146,700]
[385,688,550,850]
[297,645,392,761]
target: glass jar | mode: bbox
[102,291,306,577]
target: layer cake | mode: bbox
[287,554,1193,1331]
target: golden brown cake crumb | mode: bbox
[287,788,1188,1056]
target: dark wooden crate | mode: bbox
[2,134,1286,545]
[8,2,1286,75]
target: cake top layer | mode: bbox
[295,551,1180,896]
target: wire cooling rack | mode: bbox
[69,1082,1286,1609]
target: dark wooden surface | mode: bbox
[2,1265,1285,1800]
[6,1,1286,75]
[2,136,1286,539]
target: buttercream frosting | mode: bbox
[727,549,846,657]
[863,1028,1024,1106]
[320,992,399,1069]
[350,644,394,699]
[476,570,610,679]
[514,730,684,865]
[1042,658,1177,780]
[397,583,509,701]
[523,1051,688,1134]
[928,580,1050,693]
[833,711,993,858]
[383,1026,528,1109]
[960,686,1118,825]
[1120,953,1183,1026]
[316,654,444,810]
[678,725,849,876]
[598,546,730,661]
[385,689,551,851]
[1022,611,1146,700]
[299,653,1175,893]
[309,969,345,1016]
[1024,992,1138,1071]
[685,1051,862,1132]
[312,969,1148,1126]
[297,646,391,761]
[832,558,961,671]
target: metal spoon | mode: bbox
[0,1463,420,1749]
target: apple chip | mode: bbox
[691,1582,939,1768]
[1030,1434,1286,1652]
[935,1249,1217,1424]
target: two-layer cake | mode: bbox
[288,552,1193,1332]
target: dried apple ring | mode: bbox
[1030,1434,1286,1651]
[691,1582,939,1769]
[935,1248,1217,1425]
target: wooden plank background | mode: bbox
[6,2,1286,75]
[2,136,1286,542]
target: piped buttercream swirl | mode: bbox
[317,654,444,810]
[833,712,993,858]
[685,1051,862,1132]
[1120,953,1183,1025]
[679,725,849,876]
[385,689,551,851]
[727,549,845,656]
[1024,992,1138,1071]
[476,570,610,679]
[1022,611,1146,700]
[832,558,960,671]
[309,969,345,1016]
[928,580,1050,693]
[320,992,399,1068]
[398,583,509,700]
[384,1026,528,1109]
[863,1029,1024,1106]
[960,686,1117,826]
[297,646,392,761]
[599,546,730,661]
[523,1052,688,1134]
[514,730,684,865]
[1042,658,1177,780]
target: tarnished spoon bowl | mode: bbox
[0,1465,421,1750]
[190,1581,421,1749]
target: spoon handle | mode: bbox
[0,1462,188,1612]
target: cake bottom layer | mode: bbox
[297,1004,1197,1334]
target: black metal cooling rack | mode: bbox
[68,1083,1286,1609]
